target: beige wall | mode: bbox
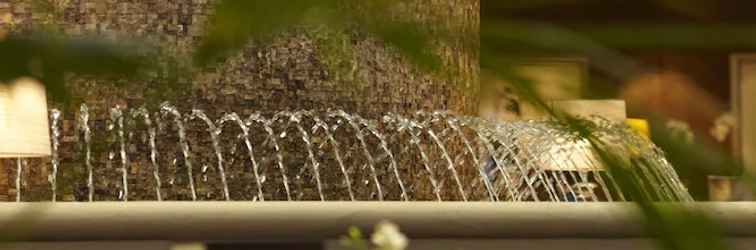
[479,58,587,121]
[730,55,756,200]
[519,58,587,119]
[741,64,756,176]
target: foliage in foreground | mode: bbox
[1,1,754,250]
[342,221,408,250]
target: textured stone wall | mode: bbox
[2,0,479,115]
[0,0,480,201]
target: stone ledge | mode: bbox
[0,202,754,241]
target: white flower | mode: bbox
[371,221,408,250]
[710,113,735,143]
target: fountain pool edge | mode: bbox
[0,202,754,241]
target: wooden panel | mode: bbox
[516,58,587,119]
[730,54,756,200]
[478,58,587,121]
[742,62,756,177]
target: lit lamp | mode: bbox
[0,78,52,201]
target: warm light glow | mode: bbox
[0,78,51,158]
[626,118,650,139]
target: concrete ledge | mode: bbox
[328,239,756,250]
[0,202,754,241]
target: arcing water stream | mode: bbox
[15,103,692,202]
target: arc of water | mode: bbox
[614,134,677,201]
[644,138,692,201]
[649,148,693,201]
[311,115,356,201]
[603,121,690,201]
[547,132,611,202]
[485,122,558,201]
[549,124,626,202]
[559,119,629,201]
[620,131,687,201]
[427,112,498,201]
[447,120,499,201]
[159,103,197,201]
[190,109,231,201]
[247,113,292,201]
[220,113,264,201]
[560,122,672,201]
[79,104,95,202]
[589,123,678,201]
[110,106,129,201]
[426,129,469,202]
[498,125,561,202]
[580,142,628,202]
[38,105,690,203]
[456,119,518,201]
[466,119,538,201]
[280,111,325,201]
[329,110,384,201]
[588,138,657,200]
[466,125,518,199]
[524,130,583,202]
[49,109,61,202]
[383,114,442,201]
[132,108,163,201]
[636,158,674,200]
[518,123,587,202]
[15,158,22,202]
[352,114,408,201]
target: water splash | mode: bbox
[312,115,355,201]
[329,110,385,201]
[132,107,163,201]
[281,111,325,201]
[189,109,231,201]
[384,114,442,201]
[49,109,61,202]
[110,106,129,201]
[160,103,197,201]
[15,158,23,202]
[219,113,264,201]
[247,113,292,201]
[79,104,94,202]
[27,104,692,202]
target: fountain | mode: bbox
[10,102,756,247]
[10,102,691,202]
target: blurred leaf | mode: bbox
[194,0,338,65]
[484,19,756,52]
[0,33,153,102]
[656,0,719,19]
[572,23,756,50]
[341,226,369,250]
[499,70,733,249]
[196,0,443,72]
[483,0,596,13]
[648,118,743,177]
[481,20,642,81]
[551,115,733,250]
[365,20,440,71]
[593,140,731,250]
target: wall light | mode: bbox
[0,78,51,201]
